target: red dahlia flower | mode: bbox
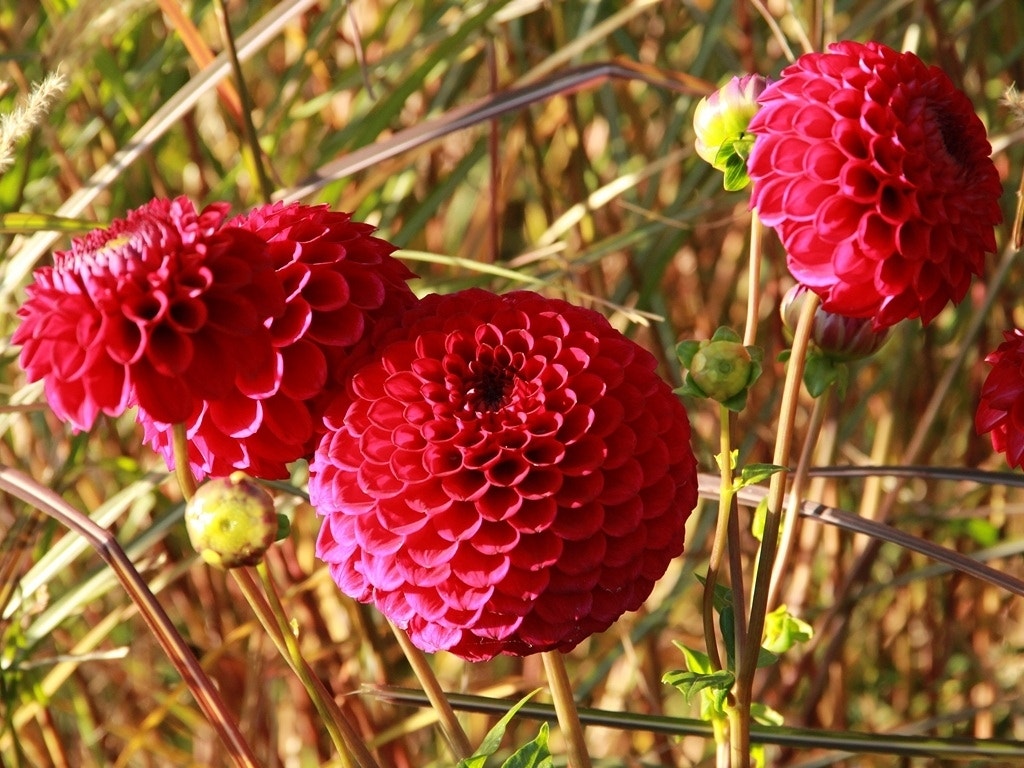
[748,40,1002,329]
[310,289,699,661]
[140,202,418,478]
[976,329,1024,468]
[15,196,284,434]
[15,197,417,481]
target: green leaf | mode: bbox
[763,605,814,655]
[751,702,785,727]
[661,668,735,703]
[751,496,769,542]
[735,463,788,490]
[499,723,553,768]
[458,689,543,768]
[675,339,701,367]
[722,152,751,191]
[802,353,843,398]
[693,574,734,613]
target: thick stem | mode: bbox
[171,423,197,501]
[703,404,735,674]
[767,386,832,609]
[387,620,472,761]
[541,651,593,768]
[733,291,819,767]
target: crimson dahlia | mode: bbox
[310,289,699,661]
[16,197,418,480]
[976,329,1024,468]
[140,202,418,477]
[15,196,283,435]
[748,41,1002,329]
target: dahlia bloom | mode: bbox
[15,196,284,433]
[976,329,1024,468]
[748,41,1002,329]
[140,202,418,478]
[310,289,698,660]
[15,197,417,480]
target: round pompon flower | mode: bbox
[747,40,1002,329]
[138,202,418,479]
[976,329,1024,468]
[14,197,284,435]
[310,289,699,660]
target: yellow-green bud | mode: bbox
[689,340,754,402]
[693,74,769,170]
[185,472,277,568]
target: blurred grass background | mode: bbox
[2,0,1024,765]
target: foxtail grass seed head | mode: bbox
[185,472,278,568]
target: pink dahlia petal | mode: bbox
[748,40,1002,329]
[311,289,699,661]
[977,329,1024,469]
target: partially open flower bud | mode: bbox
[185,472,277,568]
[781,283,891,362]
[693,74,769,188]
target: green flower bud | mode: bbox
[690,340,754,402]
[677,327,763,411]
[693,74,770,190]
[185,472,277,569]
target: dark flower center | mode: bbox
[931,105,970,169]
[466,364,515,411]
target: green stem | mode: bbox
[742,212,764,348]
[386,620,472,761]
[733,290,819,767]
[703,404,735,674]
[233,566,376,768]
[212,0,275,203]
[541,650,593,768]
[171,423,197,501]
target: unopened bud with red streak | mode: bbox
[781,283,891,361]
[185,472,278,568]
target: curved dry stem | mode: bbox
[0,464,260,768]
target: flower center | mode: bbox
[466,364,515,411]
[931,105,970,168]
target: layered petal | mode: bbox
[310,289,699,661]
[748,41,1002,329]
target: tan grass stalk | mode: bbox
[0,464,260,768]
[541,650,593,768]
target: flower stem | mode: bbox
[733,290,819,766]
[386,620,472,761]
[742,211,764,348]
[703,403,735,674]
[541,650,593,768]
[172,423,196,501]
[768,386,832,608]
[232,565,377,768]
